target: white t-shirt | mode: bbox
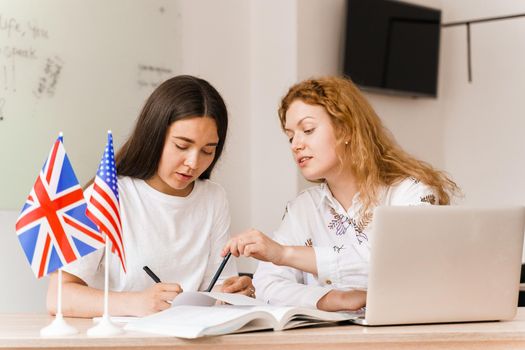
[253,178,438,308]
[64,177,237,292]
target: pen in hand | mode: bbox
[205,252,232,292]
[143,265,174,304]
[143,265,161,283]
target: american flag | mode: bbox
[15,135,105,278]
[86,131,126,272]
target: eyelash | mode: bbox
[175,144,214,156]
[288,128,315,143]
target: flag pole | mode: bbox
[40,269,78,337]
[87,234,123,336]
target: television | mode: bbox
[343,0,441,97]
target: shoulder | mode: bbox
[285,184,324,213]
[196,179,227,199]
[116,176,136,191]
[385,177,438,205]
[193,179,229,211]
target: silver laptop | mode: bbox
[354,206,525,326]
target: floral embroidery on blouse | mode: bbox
[327,207,351,236]
[349,211,373,245]
[327,207,372,244]
[420,194,436,205]
[305,238,313,247]
[333,244,345,253]
[409,177,420,184]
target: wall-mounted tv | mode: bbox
[343,0,441,97]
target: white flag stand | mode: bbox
[87,235,123,336]
[40,269,78,337]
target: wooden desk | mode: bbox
[1,308,525,350]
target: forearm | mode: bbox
[48,281,138,318]
[316,289,366,311]
[277,246,317,275]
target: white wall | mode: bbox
[0,211,47,312]
[440,0,525,206]
[247,0,300,271]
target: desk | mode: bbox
[1,308,525,350]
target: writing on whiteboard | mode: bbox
[0,97,5,121]
[0,13,51,95]
[137,64,172,88]
[0,14,49,40]
[34,56,63,99]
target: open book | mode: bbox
[124,301,364,338]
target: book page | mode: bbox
[125,305,275,338]
[205,292,265,306]
[248,305,364,330]
[170,291,263,307]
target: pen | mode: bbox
[143,265,161,283]
[205,252,232,292]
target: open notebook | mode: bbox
[123,292,363,338]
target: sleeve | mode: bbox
[253,204,333,309]
[62,247,105,288]
[199,185,238,291]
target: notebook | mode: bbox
[124,292,363,338]
[353,205,525,326]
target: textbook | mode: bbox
[125,303,363,338]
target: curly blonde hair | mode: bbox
[278,76,460,211]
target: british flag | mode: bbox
[86,131,126,272]
[15,135,105,278]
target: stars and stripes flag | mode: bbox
[15,134,105,278]
[86,131,126,272]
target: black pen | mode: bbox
[205,252,232,292]
[143,265,161,283]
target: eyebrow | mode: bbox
[284,116,315,132]
[173,136,218,147]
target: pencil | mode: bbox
[205,252,232,292]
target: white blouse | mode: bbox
[253,178,437,308]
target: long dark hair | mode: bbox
[116,75,228,180]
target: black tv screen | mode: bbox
[343,0,441,97]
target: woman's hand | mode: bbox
[219,276,256,298]
[222,229,318,275]
[221,229,285,265]
[316,290,367,312]
[132,283,183,316]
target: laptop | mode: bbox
[353,206,525,326]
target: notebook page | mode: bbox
[248,305,364,330]
[170,291,263,307]
[125,305,275,338]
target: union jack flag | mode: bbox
[15,135,105,278]
[86,131,126,272]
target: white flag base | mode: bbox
[87,315,124,337]
[40,314,78,337]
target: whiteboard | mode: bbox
[0,0,182,209]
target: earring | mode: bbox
[344,141,349,145]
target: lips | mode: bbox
[297,156,312,166]
[176,172,193,181]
